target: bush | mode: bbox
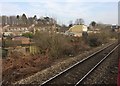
[33,31,75,59]
[22,32,34,38]
[8,50,25,59]
[2,49,8,58]
[3,39,21,48]
[33,31,94,59]
[109,31,118,39]
[88,35,102,47]
[62,43,75,56]
[87,29,114,47]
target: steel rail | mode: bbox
[41,42,116,85]
[75,44,120,86]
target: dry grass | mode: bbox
[14,41,115,85]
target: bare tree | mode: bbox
[22,13,27,25]
[75,18,84,25]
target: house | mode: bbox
[2,26,29,36]
[87,28,100,34]
[12,36,39,55]
[29,24,58,34]
[111,24,120,32]
[12,36,30,45]
[67,24,88,37]
[3,36,31,57]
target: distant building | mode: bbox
[2,26,29,36]
[28,24,58,34]
[87,28,100,34]
[12,36,30,45]
[111,24,120,32]
[67,24,88,37]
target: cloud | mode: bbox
[0,1,118,25]
[1,2,25,15]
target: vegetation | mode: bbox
[75,18,84,25]
[2,49,8,58]
[2,14,57,27]
[88,33,102,47]
[3,39,21,48]
[22,32,34,38]
[33,31,89,60]
[87,29,117,47]
[34,31,69,59]
[69,18,85,27]
[91,21,96,27]
[2,13,119,84]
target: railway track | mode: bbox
[41,42,119,86]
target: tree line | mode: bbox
[1,14,57,26]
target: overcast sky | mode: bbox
[0,0,119,25]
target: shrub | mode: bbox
[62,43,75,56]
[2,49,8,58]
[88,33,102,47]
[87,29,114,47]
[22,32,34,38]
[33,31,75,59]
[33,31,93,59]
[8,51,24,59]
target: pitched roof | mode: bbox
[69,25,84,33]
